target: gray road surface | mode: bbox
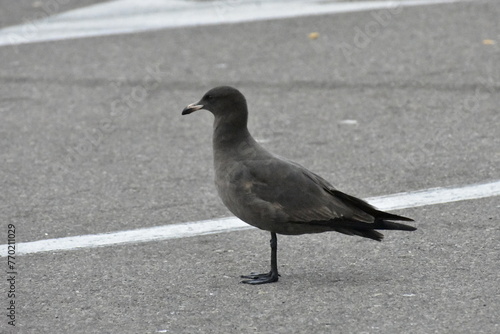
[1,0,499,333]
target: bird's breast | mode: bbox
[214,160,280,229]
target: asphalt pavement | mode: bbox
[1,0,499,333]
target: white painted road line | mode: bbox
[367,180,500,210]
[0,0,467,47]
[2,180,499,257]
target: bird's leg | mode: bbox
[241,232,280,284]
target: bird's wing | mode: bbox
[242,156,374,224]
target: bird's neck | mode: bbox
[213,120,251,149]
[212,112,251,147]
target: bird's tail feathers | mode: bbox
[335,226,384,241]
[333,219,415,242]
[373,219,417,231]
[331,189,414,222]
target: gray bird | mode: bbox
[182,86,416,284]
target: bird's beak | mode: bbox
[182,103,204,115]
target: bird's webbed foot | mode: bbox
[240,271,279,285]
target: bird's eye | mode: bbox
[205,94,212,100]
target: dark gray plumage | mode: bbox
[182,86,416,284]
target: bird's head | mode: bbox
[182,86,248,119]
